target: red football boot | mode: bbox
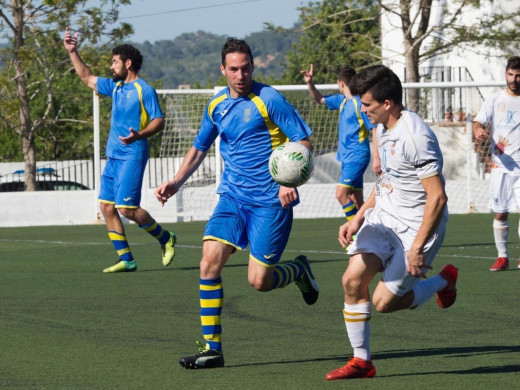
[436,264,458,309]
[325,357,376,380]
[490,257,509,272]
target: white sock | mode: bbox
[493,219,509,258]
[411,275,448,308]
[343,302,371,361]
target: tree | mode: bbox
[275,0,381,84]
[380,0,520,110]
[0,0,132,190]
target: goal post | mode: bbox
[94,82,502,222]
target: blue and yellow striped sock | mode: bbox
[200,277,224,352]
[140,220,170,245]
[271,262,305,289]
[343,201,358,221]
[108,231,133,261]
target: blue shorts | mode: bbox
[98,158,147,208]
[337,160,368,190]
[203,194,293,266]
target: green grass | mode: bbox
[0,214,519,389]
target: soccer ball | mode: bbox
[269,142,314,187]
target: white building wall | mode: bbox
[381,0,516,83]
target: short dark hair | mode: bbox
[112,44,143,73]
[221,37,254,67]
[506,56,520,71]
[337,67,356,85]
[350,65,402,104]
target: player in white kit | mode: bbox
[325,65,458,381]
[473,56,520,271]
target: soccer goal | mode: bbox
[93,82,503,222]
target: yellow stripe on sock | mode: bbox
[200,298,223,308]
[201,316,221,326]
[200,284,223,291]
[108,232,126,241]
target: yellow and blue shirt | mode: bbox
[324,94,373,165]
[194,81,312,207]
[97,77,164,161]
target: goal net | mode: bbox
[147,82,501,222]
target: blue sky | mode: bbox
[119,0,307,43]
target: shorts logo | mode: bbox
[264,253,276,260]
[244,108,251,122]
[124,197,132,201]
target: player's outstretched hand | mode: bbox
[119,128,140,145]
[473,127,489,141]
[300,64,314,84]
[63,27,78,53]
[338,218,362,249]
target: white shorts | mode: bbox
[489,169,520,213]
[347,207,447,296]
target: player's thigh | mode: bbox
[114,159,146,208]
[204,195,248,252]
[98,158,116,203]
[343,252,383,295]
[489,170,516,213]
[200,239,234,278]
[246,204,293,266]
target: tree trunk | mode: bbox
[404,46,421,112]
[11,0,36,190]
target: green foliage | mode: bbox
[0,0,131,162]
[282,0,381,84]
[134,30,299,88]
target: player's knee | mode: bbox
[342,274,363,297]
[248,274,271,291]
[118,207,135,219]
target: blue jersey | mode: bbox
[97,77,164,161]
[324,94,373,165]
[194,81,313,207]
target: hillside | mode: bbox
[132,29,299,88]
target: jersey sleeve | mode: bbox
[96,77,115,97]
[266,91,313,141]
[323,94,344,111]
[474,94,495,127]
[193,102,219,152]
[403,131,442,179]
[142,85,164,120]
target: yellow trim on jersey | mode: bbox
[207,94,228,123]
[339,97,347,113]
[132,82,150,131]
[203,235,244,250]
[352,98,368,143]
[248,93,288,149]
[200,298,224,308]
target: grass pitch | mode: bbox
[0,214,519,389]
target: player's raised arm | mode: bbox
[63,27,98,90]
[301,64,325,104]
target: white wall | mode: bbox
[381,0,513,83]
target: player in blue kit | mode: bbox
[301,64,375,221]
[64,28,176,273]
[155,38,319,369]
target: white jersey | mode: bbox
[375,109,447,230]
[474,89,520,172]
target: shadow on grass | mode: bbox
[227,345,520,375]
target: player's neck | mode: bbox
[124,72,139,84]
[384,105,404,130]
[506,87,520,97]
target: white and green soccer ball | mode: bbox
[269,142,314,188]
